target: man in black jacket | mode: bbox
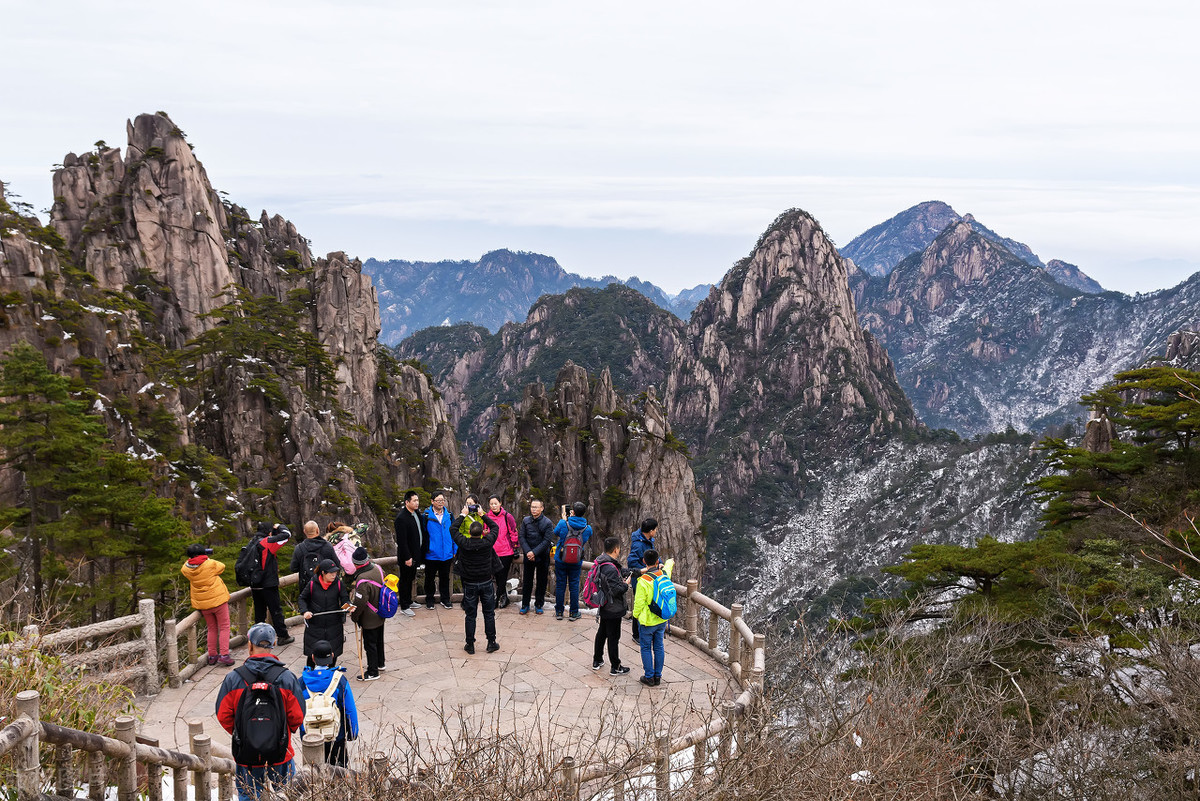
[290,520,337,588]
[517,499,554,615]
[250,522,294,646]
[393,490,428,617]
[451,521,499,654]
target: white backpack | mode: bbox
[303,675,342,742]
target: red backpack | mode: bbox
[561,524,584,565]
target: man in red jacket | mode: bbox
[215,623,306,800]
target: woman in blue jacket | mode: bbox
[423,490,457,609]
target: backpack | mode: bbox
[234,539,264,588]
[231,664,290,765]
[301,544,322,583]
[303,675,342,743]
[332,538,358,575]
[560,524,584,565]
[645,571,678,619]
[360,578,399,619]
[582,561,607,609]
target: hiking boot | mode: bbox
[568,613,582,622]
[653,677,661,686]
[611,665,631,676]
[464,642,475,655]
[217,655,236,667]
[486,641,500,653]
[207,655,218,666]
[535,607,545,615]
[277,634,295,646]
[639,676,656,687]
[519,606,530,615]
[593,659,604,670]
[555,612,564,620]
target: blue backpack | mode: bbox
[362,578,399,619]
[646,571,677,619]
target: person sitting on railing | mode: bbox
[181,543,234,667]
[215,623,306,801]
[299,559,349,669]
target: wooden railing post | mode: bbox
[142,736,164,801]
[172,765,188,801]
[302,732,326,769]
[218,769,233,801]
[191,733,212,801]
[165,618,180,689]
[559,756,578,798]
[15,689,39,801]
[612,775,626,801]
[140,599,159,692]
[55,743,75,798]
[236,596,249,640]
[718,701,737,762]
[89,749,106,800]
[655,731,670,801]
[685,579,699,638]
[186,624,198,667]
[708,609,720,653]
[728,604,743,672]
[370,751,389,796]
[114,715,138,801]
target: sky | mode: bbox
[2,0,1198,294]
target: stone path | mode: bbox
[138,603,736,769]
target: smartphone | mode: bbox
[561,505,568,517]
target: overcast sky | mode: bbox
[2,0,1198,293]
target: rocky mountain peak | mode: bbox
[1045,259,1105,294]
[839,200,963,277]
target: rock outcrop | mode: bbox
[475,362,706,582]
[1,113,463,545]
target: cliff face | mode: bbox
[475,362,706,583]
[1,113,463,544]
[665,209,918,506]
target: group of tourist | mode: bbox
[180,491,676,801]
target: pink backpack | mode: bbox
[333,538,358,574]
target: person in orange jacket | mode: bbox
[181,544,233,667]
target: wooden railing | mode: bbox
[0,599,159,694]
[6,558,765,799]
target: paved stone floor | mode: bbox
[138,603,736,769]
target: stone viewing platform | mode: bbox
[139,603,737,761]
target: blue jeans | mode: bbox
[638,622,666,680]
[235,760,293,801]
[554,561,581,615]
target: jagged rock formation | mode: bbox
[475,362,705,582]
[1,113,463,544]
[1082,410,1117,453]
[397,284,687,453]
[366,249,709,344]
[1147,330,1200,371]
[855,221,1200,435]
[665,209,918,507]
[840,200,962,278]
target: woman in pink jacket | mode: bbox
[487,495,520,609]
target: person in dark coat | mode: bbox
[291,520,337,588]
[517,499,555,614]
[393,490,429,617]
[451,521,500,654]
[592,536,632,675]
[348,549,386,680]
[250,522,294,646]
[299,559,349,668]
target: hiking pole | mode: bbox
[354,620,364,679]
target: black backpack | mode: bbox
[231,664,290,765]
[235,539,264,588]
[300,542,322,584]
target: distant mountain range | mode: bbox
[364,250,710,344]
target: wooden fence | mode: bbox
[4,560,765,800]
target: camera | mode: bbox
[204,548,214,555]
[467,504,478,513]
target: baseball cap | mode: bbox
[247,622,278,648]
[318,558,337,573]
[312,640,334,666]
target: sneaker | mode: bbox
[611,665,631,676]
[357,673,380,682]
[377,665,388,672]
[207,655,218,666]
[568,613,582,622]
[535,607,545,615]
[653,677,661,686]
[277,634,295,646]
[464,643,475,655]
[639,676,656,687]
[426,604,435,610]
[593,659,604,670]
[555,612,564,620]
[486,641,500,653]
[440,601,453,610]
[519,606,530,615]
[402,608,416,617]
[217,655,235,667]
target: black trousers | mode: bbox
[398,562,418,610]
[494,555,515,606]
[424,559,452,605]
[361,625,384,676]
[632,617,640,641]
[594,616,623,667]
[522,556,549,609]
[462,580,496,644]
[251,586,287,636]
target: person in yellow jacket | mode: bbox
[631,549,673,687]
[181,544,234,667]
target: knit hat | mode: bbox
[247,622,278,648]
[352,547,370,566]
